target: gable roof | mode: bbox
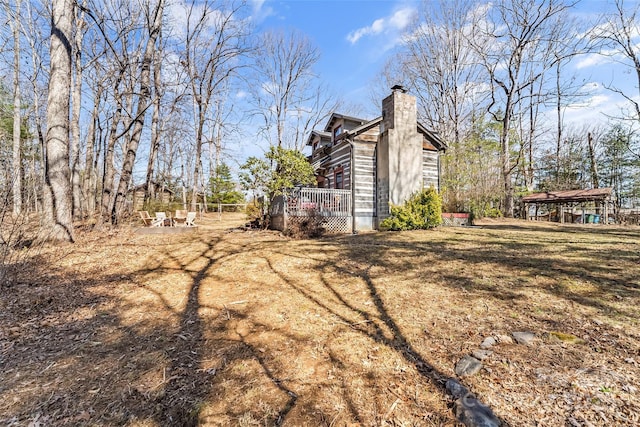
[306,130,331,146]
[323,113,369,132]
[316,110,446,152]
[417,123,446,151]
[345,116,382,136]
[335,116,446,152]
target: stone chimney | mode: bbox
[377,86,423,221]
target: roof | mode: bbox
[522,188,612,204]
[417,123,446,151]
[345,116,382,137]
[306,130,331,146]
[323,113,369,132]
[131,181,174,194]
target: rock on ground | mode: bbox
[455,355,483,377]
[472,349,493,360]
[480,336,497,349]
[512,331,535,345]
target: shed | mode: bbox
[522,188,613,224]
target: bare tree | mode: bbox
[23,0,49,215]
[99,61,125,224]
[178,0,251,211]
[45,0,74,241]
[83,57,105,217]
[469,0,577,216]
[79,0,155,225]
[593,0,640,143]
[143,36,163,207]
[111,0,164,223]
[250,29,337,152]
[396,0,486,210]
[70,1,87,219]
[403,0,483,146]
[3,0,23,215]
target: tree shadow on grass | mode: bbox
[0,233,307,426]
[125,235,305,426]
[331,226,639,319]
[259,249,471,425]
[5,223,636,425]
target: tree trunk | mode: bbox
[11,0,22,215]
[190,103,205,212]
[587,132,600,189]
[144,47,162,207]
[501,132,514,217]
[45,0,75,242]
[555,60,562,186]
[501,107,514,217]
[100,80,123,225]
[112,0,164,223]
[71,4,85,219]
[84,83,102,216]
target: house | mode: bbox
[129,181,174,211]
[306,85,446,230]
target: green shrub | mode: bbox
[469,202,503,220]
[379,187,443,231]
[245,200,262,221]
[485,207,503,218]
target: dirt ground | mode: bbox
[1,214,639,426]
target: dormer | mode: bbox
[324,113,369,145]
[306,130,332,159]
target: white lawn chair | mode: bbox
[154,212,167,227]
[185,212,196,227]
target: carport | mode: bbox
[522,188,613,224]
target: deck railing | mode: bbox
[285,188,351,217]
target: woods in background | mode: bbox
[1,0,640,242]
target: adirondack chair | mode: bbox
[174,209,188,226]
[154,212,168,227]
[185,212,197,227]
[138,211,165,227]
[138,211,158,227]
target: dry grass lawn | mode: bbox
[1,214,639,426]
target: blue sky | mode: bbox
[248,0,640,129]
[251,0,422,114]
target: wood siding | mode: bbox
[422,150,439,190]
[353,142,376,215]
[325,143,351,189]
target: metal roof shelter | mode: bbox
[522,188,613,223]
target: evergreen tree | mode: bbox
[600,124,640,212]
[208,163,245,205]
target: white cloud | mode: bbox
[574,53,608,70]
[166,1,231,39]
[567,94,611,110]
[389,7,414,30]
[346,6,416,44]
[250,0,274,24]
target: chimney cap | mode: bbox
[391,84,407,93]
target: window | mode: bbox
[312,141,318,152]
[334,167,344,189]
[333,125,343,143]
